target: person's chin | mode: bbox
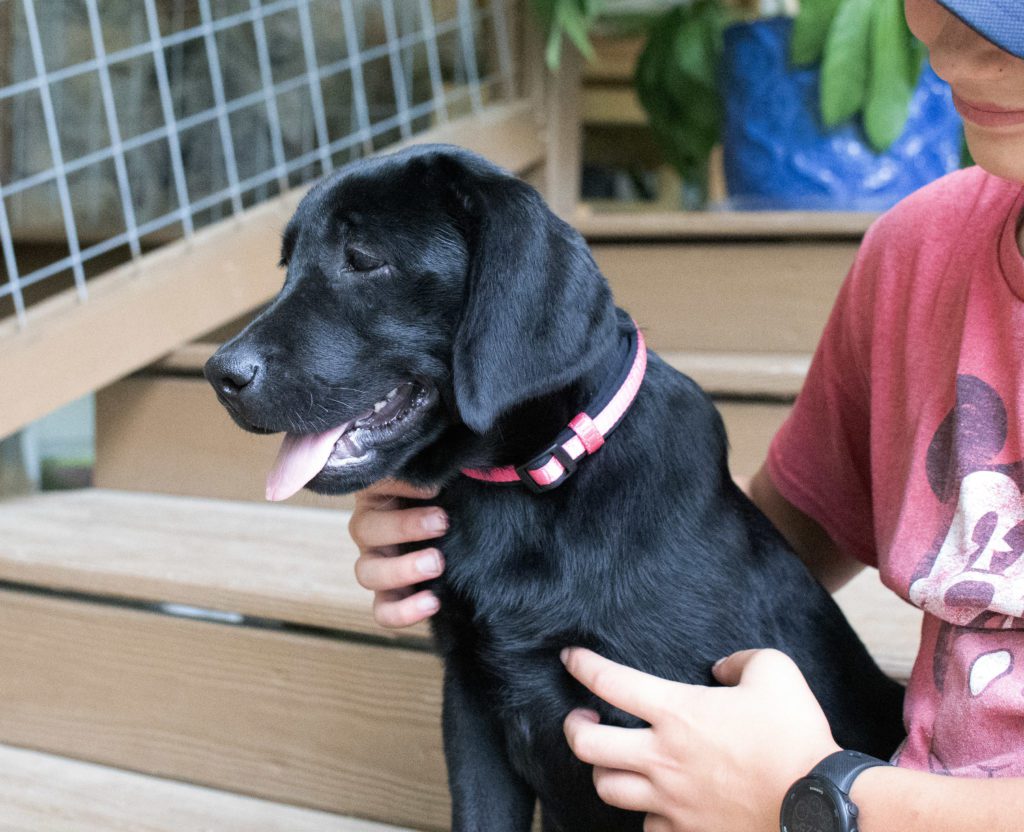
[964,125,1024,185]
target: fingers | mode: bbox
[349,502,448,551]
[349,480,446,631]
[711,648,799,688]
[561,648,681,723]
[563,709,652,774]
[591,767,659,814]
[359,478,441,503]
[372,588,440,629]
[642,815,673,832]
[355,547,443,592]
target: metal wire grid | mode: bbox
[0,0,517,329]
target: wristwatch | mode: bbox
[780,750,890,832]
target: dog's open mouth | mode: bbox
[265,381,432,501]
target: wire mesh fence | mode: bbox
[0,0,518,328]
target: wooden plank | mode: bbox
[0,490,428,642]
[544,49,583,219]
[0,590,448,830]
[95,372,798,505]
[716,401,791,479]
[389,101,544,174]
[582,86,647,125]
[94,377,356,510]
[0,101,544,441]
[583,36,645,82]
[575,209,876,240]
[0,744,420,832]
[141,347,810,397]
[147,341,220,374]
[664,352,808,398]
[594,241,856,353]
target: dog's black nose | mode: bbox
[205,350,260,398]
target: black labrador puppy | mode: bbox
[205,144,904,832]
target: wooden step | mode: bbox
[0,488,920,678]
[0,488,405,639]
[0,490,444,830]
[0,489,921,832]
[95,345,807,504]
[0,744,419,832]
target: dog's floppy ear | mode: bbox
[438,151,618,434]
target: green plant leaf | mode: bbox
[819,0,873,127]
[864,0,922,150]
[530,0,600,69]
[558,3,597,61]
[791,0,843,66]
[634,3,724,198]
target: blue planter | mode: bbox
[721,18,962,211]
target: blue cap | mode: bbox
[938,1,1024,59]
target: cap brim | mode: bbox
[938,0,1024,59]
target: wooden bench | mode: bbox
[0,488,921,830]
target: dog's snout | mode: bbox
[205,350,260,399]
[219,362,258,397]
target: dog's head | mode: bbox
[205,145,617,498]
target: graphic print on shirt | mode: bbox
[908,375,1024,776]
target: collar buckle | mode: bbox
[515,442,577,494]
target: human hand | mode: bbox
[561,647,841,832]
[349,478,447,628]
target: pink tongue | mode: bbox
[266,423,351,502]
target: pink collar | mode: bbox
[461,324,647,493]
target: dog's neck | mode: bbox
[467,330,626,471]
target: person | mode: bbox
[348,1,1024,828]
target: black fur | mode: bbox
[206,145,905,832]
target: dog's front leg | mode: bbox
[443,659,535,832]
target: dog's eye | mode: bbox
[345,246,384,273]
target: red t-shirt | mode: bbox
[768,167,1024,776]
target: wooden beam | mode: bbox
[0,102,544,440]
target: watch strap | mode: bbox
[809,750,889,795]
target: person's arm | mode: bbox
[561,646,1024,832]
[851,764,1024,832]
[747,463,865,594]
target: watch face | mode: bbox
[781,781,843,832]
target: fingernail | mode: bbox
[560,648,570,665]
[713,657,726,670]
[578,709,600,723]
[417,594,440,613]
[425,512,448,534]
[416,551,442,576]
